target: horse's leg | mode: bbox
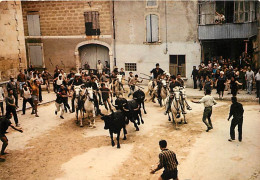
[117,131,121,148]
[171,111,178,130]
[80,109,83,127]
[110,130,115,147]
[142,102,147,114]
[167,112,171,121]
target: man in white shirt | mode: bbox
[97,60,103,75]
[21,84,33,115]
[245,66,254,95]
[192,89,217,132]
[0,85,4,116]
[255,69,260,99]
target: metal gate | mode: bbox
[79,44,109,70]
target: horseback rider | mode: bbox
[68,73,83,112]
[164,75,181,116]
[84,76,102,115]
[150,63,164,102]
[128,74,143,97]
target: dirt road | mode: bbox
[0,98,259,180]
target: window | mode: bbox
[27,13,41,36]
[146,14,159,43]
[234,1,255,23]
[28,43,44,68]
[84,11,100,36]
[147,0,157,7]
[125,63,137,71]
[169,55,186,77]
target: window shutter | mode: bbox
[151,14,159,42]
[146,15,152,42]
[27,14,41,36]
[147,0,157,7]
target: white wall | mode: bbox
[116,42,201,87]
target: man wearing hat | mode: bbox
[7,76,18,107]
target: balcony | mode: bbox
[198,22,257,40]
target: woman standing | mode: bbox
[216,71,226,99]
[230,76,242,97]
[31,79,39,117]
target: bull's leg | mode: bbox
[139,111,144,124]
[123,126,127,140]
[133,120,139,131]
[117,131,121,148]
[142,102,147,114]
[109,130,115,147]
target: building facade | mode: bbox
[21,1,113,73]
[0,1,27,81]
[114,0,201,86]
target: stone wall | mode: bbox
[0,1,27,81]
[22,1,112,36]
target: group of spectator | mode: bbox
[191,55,260,99]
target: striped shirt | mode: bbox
[157,149,178,172]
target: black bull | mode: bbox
[100,110,128,149]
[133,89,147,114]
[115,97,144,131]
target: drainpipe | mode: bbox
[112,0,116,66]
[164,0,168,54]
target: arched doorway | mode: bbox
[74,40,113,72]
[79,44,109,70]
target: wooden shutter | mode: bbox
[151,14,159,42]
[146,15,152,42]
[147,0,157,7]
[27,14,41,36]
[146,14,159,43]
[29,45,43,67]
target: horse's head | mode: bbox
[161,80,167,88]
[180,87,186,98]
[86,87,94,101]
[117,75,122,83]
[74,85,82,98]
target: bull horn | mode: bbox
[122,107,130,112]
[134,105,140,111]
[133,97,137,100]
[122,103,126,106]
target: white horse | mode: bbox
[167,87,186,129]
[74,85,83,124]
[160,79,168,107]
[81,87,96,128]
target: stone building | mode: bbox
[21,1,113,73]
[0,0,27,81]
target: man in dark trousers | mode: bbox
[228,97,244,142]
[191,66,198,89]
[0,114,23,161]
[5,90,19,127]
[150,140,179,180]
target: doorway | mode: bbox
[79,44,109,71]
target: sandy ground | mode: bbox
[0,91,259,180]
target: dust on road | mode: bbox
[0,100,259,180]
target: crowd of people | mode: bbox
[191,55,260,99]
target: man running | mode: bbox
[191,89,217,132]
[150,140,179,180]
[228,97,244,142]
[0,114,23,161]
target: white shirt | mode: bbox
[56,77,63,86]
[97,63,103,70]
[0,87,4,102]
[199,95,217,107]
[23,88,31,99]
[255,72,260,81]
